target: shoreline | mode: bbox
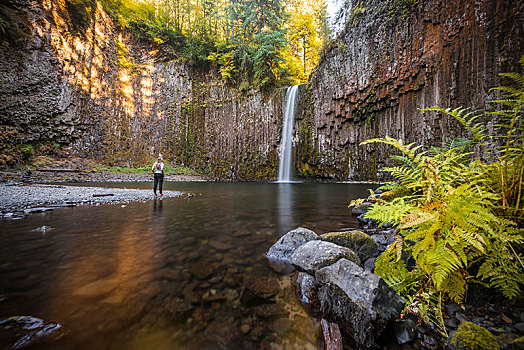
[0,183,183,217]
[0,169,212,184]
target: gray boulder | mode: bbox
[321,231,379,262]
[266,227,318,273]
[316,259,405,349]
[290,240,360,275]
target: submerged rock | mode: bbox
[240,276,279,306]
[320,231,378,262]
[265,227,318,273]
[315,259,405,349]
[290,240,360,275]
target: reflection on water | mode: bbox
[0,182,374,349]
[277,184,294,234]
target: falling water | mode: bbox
[278,85,299,182]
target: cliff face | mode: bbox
[294,0,524,180]
[1,0,522,180]
[0,0,283,179]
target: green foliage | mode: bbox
[59,0,326,88]
[353,61,524,337]
[451,322,500,350]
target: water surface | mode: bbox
[0,182,374,349]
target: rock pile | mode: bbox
[266,227,405,349]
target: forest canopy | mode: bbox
[64,0,329,90]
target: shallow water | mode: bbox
[0,182,375,349]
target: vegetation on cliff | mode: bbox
[351,60,524,336]
[60,0,327,89]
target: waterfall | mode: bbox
[277,85,299,182]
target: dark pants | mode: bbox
[153,173,164,194]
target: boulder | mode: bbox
[266,227,318,273]
[290,240,360,275]
[321,231,379,262]
[315,259,405,349]
[351,202,374,215]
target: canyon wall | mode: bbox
[294,0,524,180]
[1,0,523,180]
[0,0,284,179]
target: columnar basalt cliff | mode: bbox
[294,0,524,180]
[0,0,523,180]
[0,0,284,179]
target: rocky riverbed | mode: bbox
[0,183,183,216]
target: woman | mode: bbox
[151,157,164,196]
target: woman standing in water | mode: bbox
[152,157,164,196]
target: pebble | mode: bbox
[240,324,250,334]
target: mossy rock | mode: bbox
[320,231,379,262]
[451,321,500,350]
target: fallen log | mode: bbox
[321,318,343,350]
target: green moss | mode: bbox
[451,322,500,350]
[321,231,377,262]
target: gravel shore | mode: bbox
[0,183,183,216]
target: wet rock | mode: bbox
[321,231,378,262]
[33,226,52,232]
[445,303,462,318]
[395,316,417,344]
[0,316,63,349]
[315,259,405,349]
[0,316,44,330]
[266,227,318,273]
[456,312,469,323]
[351,202,373,215]
[209,276,222,284]
[514,323,524,332]
[364,258,376,271]
[445,317,459,328]
[290,240,360,275]
[296,272,319,306]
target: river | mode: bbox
[0,181,375,349]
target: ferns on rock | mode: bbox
[354,58,524,337]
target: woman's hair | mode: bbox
[155,158,162,170]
